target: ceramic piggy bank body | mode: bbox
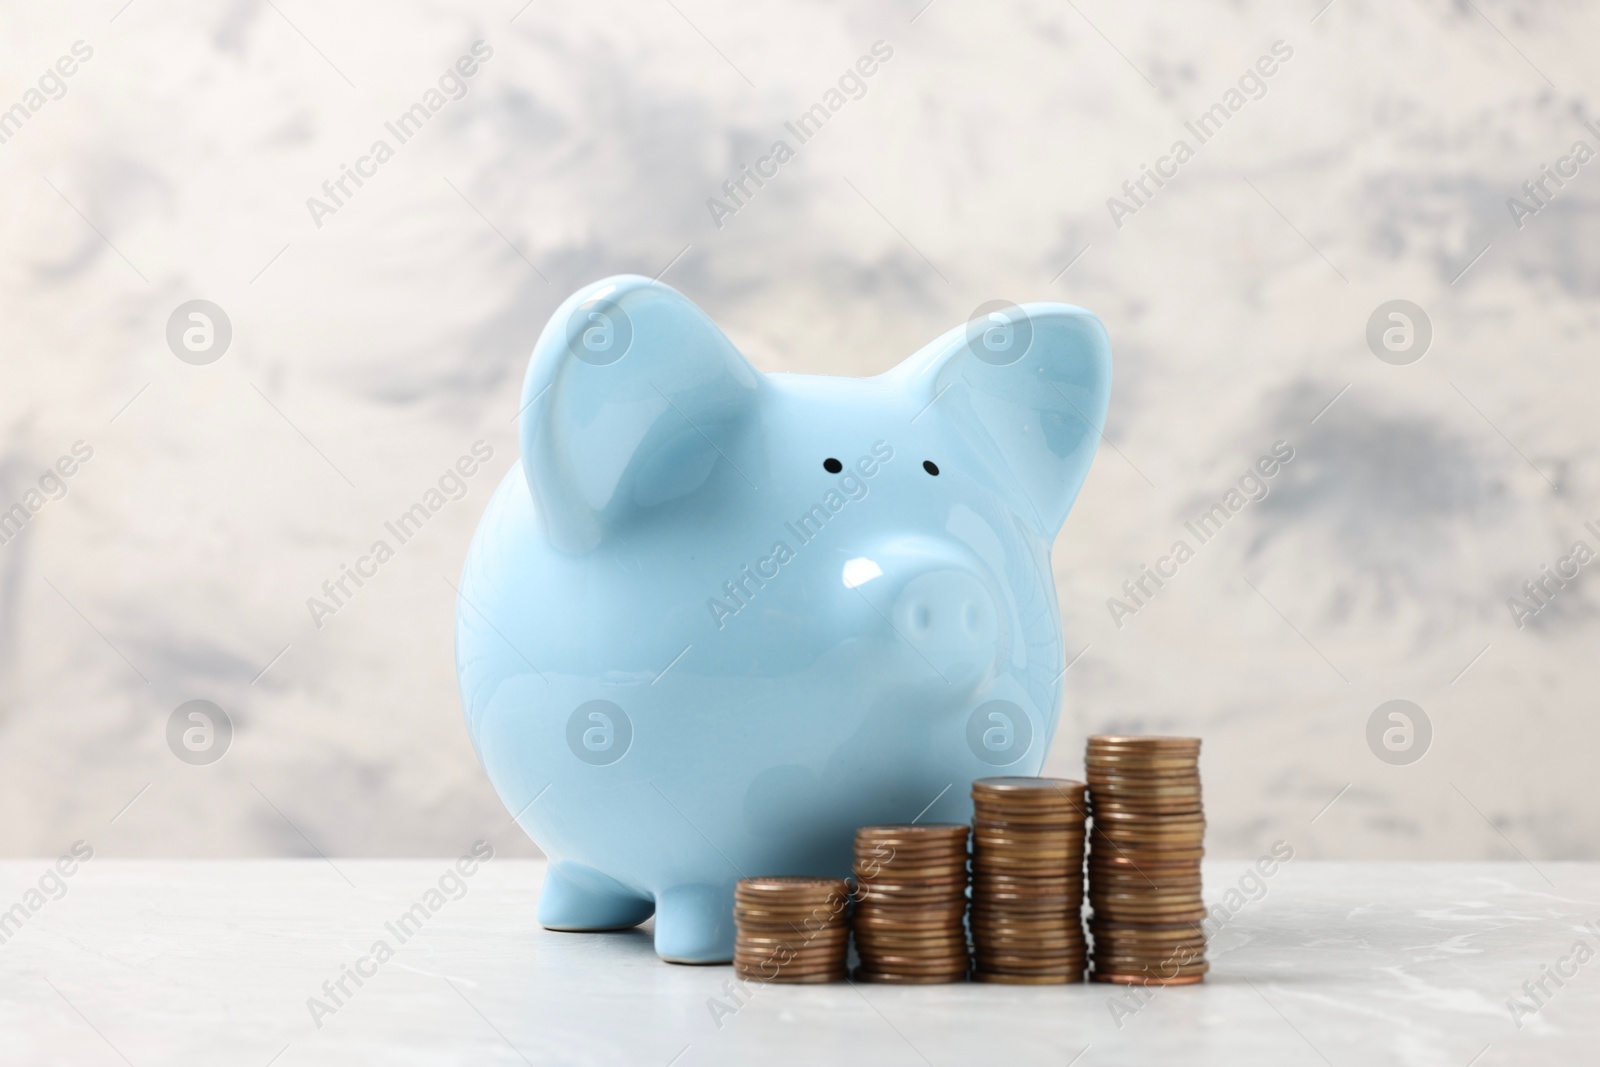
[456,276,1110,962]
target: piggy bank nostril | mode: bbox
[963,603,980,632]
[912,604,932,631]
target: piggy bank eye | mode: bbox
[823,458,843,474]
[923,460,940,476]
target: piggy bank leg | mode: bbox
[538,861,655,931]
[653,883,736,964]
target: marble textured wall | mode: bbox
[2,0,1596,862]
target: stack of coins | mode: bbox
[851,824,971,983]
[733,876,851,983]
[1085,735,1208,986]
[969,777,1088,984]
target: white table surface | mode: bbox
[2,860,1596,1066]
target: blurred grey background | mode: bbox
[2,0,1597,863]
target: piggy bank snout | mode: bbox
[887,568,1002,687]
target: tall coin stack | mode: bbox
[1085,735,1208,985]
[969,777,1089,984]
[733,876,851,983]
[851,824,971,983]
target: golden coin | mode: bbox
[973,857,1083,872]
[974,846,1084,859]
[854,892,967,909]
[736,964,848,982]
[1085,752,1198,767]
[974,776,1086,795]
[734,951,850,968]
[736,930,849,947]
[1090,845,1205,861]
[1090,954,1202,968]
[1088,866,1202,879]
[735,910,847,926]
[1088,862,1203,878]
[1088,888,1202,901]
[972,971,1080,985]
[732,915,851,927]
[733,908,849,926]
[974,825,1086,840]
[854,921,969,936]
[1087,785,1201,798]
[859,954,973,969]
[1087,735,1201,749]
[1089,898,1205,912]
[971,927,1085,941]
[1091,913,1208,926]
[856,868,967,883]
[1090,806,1203,819]
[856,823,969,842]
[1088,887,1203,900]
[856,941,971,957]
[737,875,850,894]
[971,926,1084,940]
[1093,952,1209,968]
[1092,957,1207,974]
[853,919,968,934]
[1090,836,1204,850]
[972,892,1076,906]
[1088,869,1201,883]
[855,836,971,853]
[1086,781,1202,795]
[1089,903,1206,917]
[973,942,1085,956]
[974,807,1086,820]
[1091,932,1206,947]
[741,969,848,984]
[1089,806,1204,819]
[973,963,1088,977]
[973,879,1080,894]
[973,915,1083,928]
[1090,927,1206,940]
[854,927,970,942]
[1090,941,1208,957]
[1091,917,1205,931]
[1090,972,1205,986]
[1087,797,1202,810]
[854,900,968,915]
[1091,838,1204,853]
[972,884,1080,899]
[1092,962,1209,977]
[1092,820,1205,834]
[855,969,969,984]
[973,950,1088,965]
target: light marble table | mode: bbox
[2,859,1597,1066]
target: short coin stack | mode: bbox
[1085,736,1209,985]
[851,824,971,983]
[733,876,851,983]
[969,777,1089,984]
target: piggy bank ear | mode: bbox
[893,303,1112,540]
[520,276,763,552]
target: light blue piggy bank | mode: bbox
[455,276,1110,963]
